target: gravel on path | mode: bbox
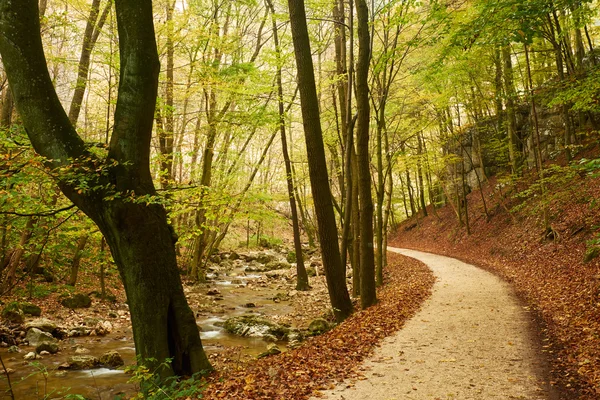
[313,248,558,400]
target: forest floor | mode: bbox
[391,169,600,399]
[314,248,557,400]
[199,251,434,399]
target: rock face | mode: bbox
[308,318,331,335]
[25,327,57,347]
[1,302,24,323]
[224,315,290,341]
[99,350,124,368]
[60,293,92,309]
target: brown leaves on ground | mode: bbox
[200,253,435,400]
[392,173,600,400]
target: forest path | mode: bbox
[313,248,557,400]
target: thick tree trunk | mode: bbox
[0,0,211,378]
[266,0,309,291]
[287,0,353,322]
[355,0,376,309]
[98,201,210,377]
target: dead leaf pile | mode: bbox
[200,252,435,399]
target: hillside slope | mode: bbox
[391,172,600,399]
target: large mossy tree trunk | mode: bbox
[287,0,353,322]
[0,0,211,378]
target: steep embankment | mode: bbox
[392,173,600,399]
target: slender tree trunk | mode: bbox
[287,0,353,322]
[68,0,112,125]
[417,132,428,218]
[502,46,520,175]
[524,44,550,232]
[2,217,35,293]
[68,234,89,286]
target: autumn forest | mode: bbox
[1,0,600,398]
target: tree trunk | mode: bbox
[266,0,309,291]
[1,217,35,293]
[355,0,376,309]
[502,46,520,175]
[68,234,89,287]
[0,0,211,378]
[287,0,353,322]
[68,0,112,125]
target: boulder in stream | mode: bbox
[224,315,290,341]
[24,318,57,333]
[99,350,124,368]
[7,345,19,353]
[26,327,57,347]
[257,343,281,358]
[62,355,100,370]
[36,342,59,354]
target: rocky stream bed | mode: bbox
[0,249,334,399]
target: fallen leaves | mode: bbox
[200,253,435,399]
[392,173,600,400]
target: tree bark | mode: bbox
[0,0,211,378]
[68,234,89,287]
[287,0,353,322]
[68,0,112,126]
[266,0,309,291]
[355,0,376,309]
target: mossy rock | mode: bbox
[99,350,124,368]
[21,302,41,317]
[36,342,59,354]
[2,302,24,323]
[60,293,92,309]
[305,267,316,277]
[256,252,277,264]
[65,355,100,370]
[257,343,281,359]
[224,315,290,341]
[24,318,57,333]
[264,261,291,271]
[308,318,331,335]
[286,251,296,263]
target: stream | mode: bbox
[0,260,301,399]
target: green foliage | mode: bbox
[576,157,600,178]
[512,164,579,216]
[123,358,208,399]
[548,67,600,114]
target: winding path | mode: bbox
[313,248,557,400]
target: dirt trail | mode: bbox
[313,248,557,400]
